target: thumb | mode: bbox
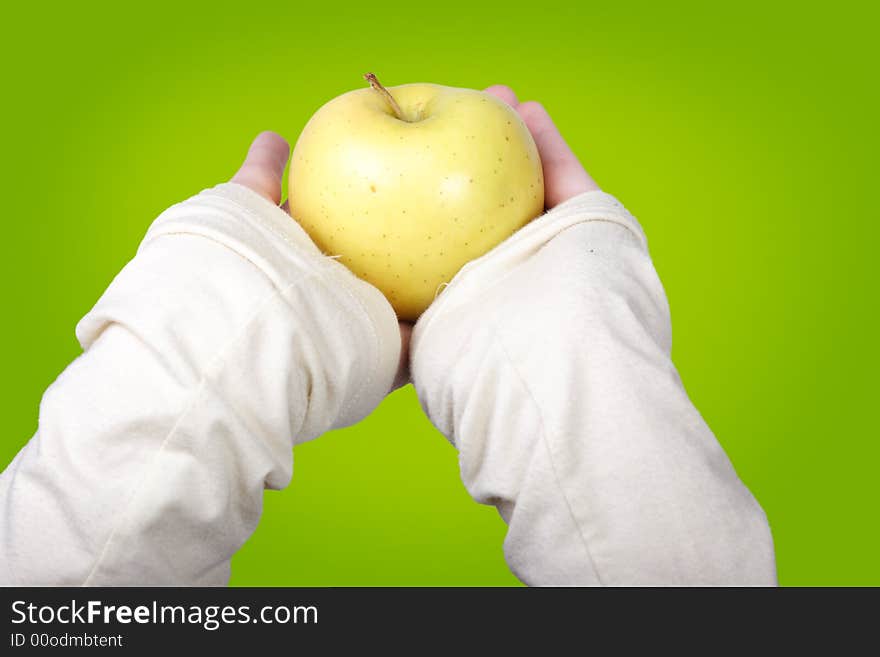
[231,131,290,205]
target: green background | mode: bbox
[1,1,877,585]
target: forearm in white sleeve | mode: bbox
[411,191,777,586]
[0,183,400,586]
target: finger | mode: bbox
[231,131,290,205]
[515,101,600,208]
[484,84,519,107]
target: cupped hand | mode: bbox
[484,85,600,208]
[232,131,412,391]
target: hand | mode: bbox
[231,131,412,391]
[483,86,600,209]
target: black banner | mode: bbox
[0,587,868,651]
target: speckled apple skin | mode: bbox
[289,83,544,320]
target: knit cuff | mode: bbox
[413,190,645,353]
[137,182,401,426]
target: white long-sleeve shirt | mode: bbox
[411,191,776,584]
[0,182,776,585]
[0,183,401,585]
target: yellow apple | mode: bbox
[288,74,544,320]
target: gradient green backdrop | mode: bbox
[1,1,877,585]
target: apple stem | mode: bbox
[364,72,406,121]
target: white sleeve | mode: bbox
[0,182,400,586]
[411,191,777,586]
